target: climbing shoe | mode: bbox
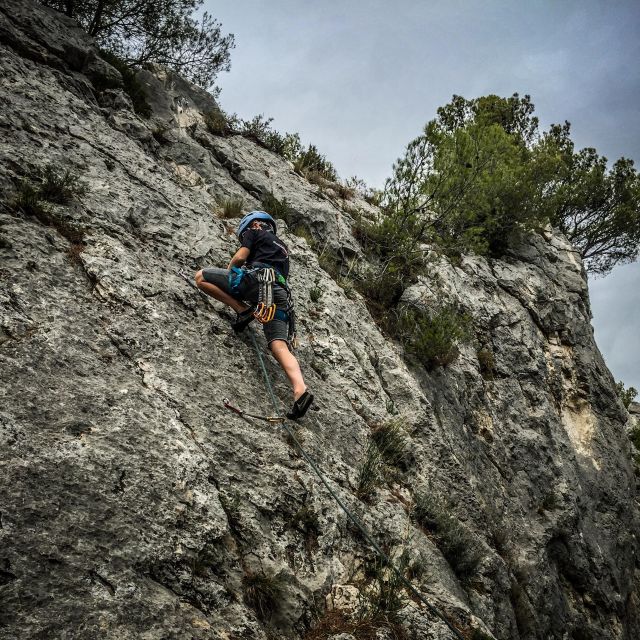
[286,390,314,420]
[231,308,255,334]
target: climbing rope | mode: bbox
[178,267,464,638]
[247,329,465,640]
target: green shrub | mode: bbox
[477,348,496,380]
[38,165,87,204]
[218,196,244,219]
[356,442,383,500]
[203,109,236,136]
[370,419,407,469]
[412,492,482,580]
[397,306,471,370]
[294,144,338,182]
[12,167,87,245]
[261,191,296,226]
[13,180,47,218]
[318,250,343,280]
[616,381,638,409]
[352,211,426,320]
[291,224,314,244]
[345,176,383,205]
[334,182,356,200]
[304,169,332,189]
[242,571,280,621]
[358,551,410,624]
[309,284,323,303]
[98,50,151,118]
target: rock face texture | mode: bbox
[1,2,639,639]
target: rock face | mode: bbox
[1,2,639,639]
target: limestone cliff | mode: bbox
[1,2,639,639]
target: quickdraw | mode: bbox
[222,398,284,424]
[253,268,277,324]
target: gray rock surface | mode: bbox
[1,2,639,639]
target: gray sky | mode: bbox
[207,0,640,390]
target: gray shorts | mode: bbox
[202,267,289,344]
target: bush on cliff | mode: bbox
[95,50,152,118]
[397,305,471,370]
[40,0,235,89]
[381,93,640,273]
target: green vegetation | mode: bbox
[309,283,323,303]
[96,50,152,117]
[261,191,295,226]
[41,0,234,89]
[293,144,338,182]
[356,442,383,501]
[38,165,88,204]
[356,419,409,500]
[616,380,638,409]
[203,109,233,136]
[381,93,640,274]
[412,492,482,580]
[477,348,496,380]
[218,196,244,219]
[397,306,471,370]
[11,165,87,246]
[357,551,410,627]
[242,571,280,621]
[370,419,407,469]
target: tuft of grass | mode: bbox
[356,442,383,501]
[310,284,323,303]
[412,492,482,580]
[218,196,244,219]
[242,571,280,621]
[370,419,407,469]
[291,224,314,244]
[13,180,47,218]
[358,552,409,624]
[38,165,87,204]
[12,167,87,246]
[477,348,496,380]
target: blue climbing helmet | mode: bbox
[236,211,276,238]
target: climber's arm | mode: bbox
[227,247,250,270]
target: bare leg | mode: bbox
[195,270,249,314]
[270,340,306,400]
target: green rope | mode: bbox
[248,330,465,640]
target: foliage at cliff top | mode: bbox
[381,93,640,274]
[40,0,234,89]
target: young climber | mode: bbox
[195,210,314,420]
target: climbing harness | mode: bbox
[229,263,297,346]
[246,330,465,640]
[222,398,284,424]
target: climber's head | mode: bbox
[236,211,276,239]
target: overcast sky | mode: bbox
[206,0,640,391]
